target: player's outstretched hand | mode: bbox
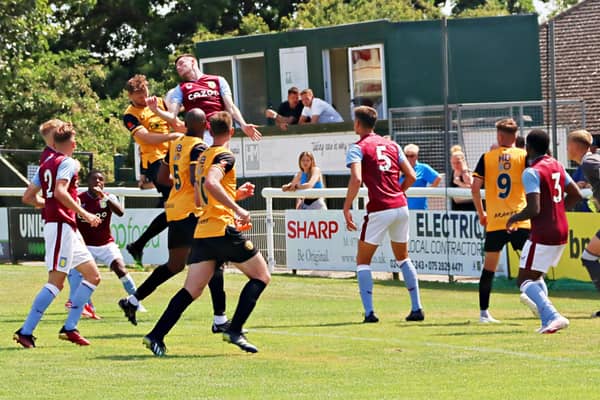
[344,209,357,231]
[242,124,262,141]
[237,182,255,201]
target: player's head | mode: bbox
[495,118,518,146]
[209,111,234,142]
[87,170,105,191]
[526,129,550,159]
[300,88,314,107]
[353,106,378,134]
[175,53,199,81]
[125,74,149,107]
[450,145,466,171]
[53,122,77,155]
[404,144,419,167]
[567,129,592,162]
[298,151,316,173]
[39,119,64,147]
[185,108,207,137]
[288,87,299,105]
[515,136,525,149]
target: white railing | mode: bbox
[261,187,594,271]
[0,187,160,207]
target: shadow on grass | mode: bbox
[432,329,524,337]
[86,333,144,340]
[94,353,238,361]
[252,321,362,329]
[394,321,474,328]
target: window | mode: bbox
[323,44,387,120]
[199,53,267,125]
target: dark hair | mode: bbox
[526,129,550,155]
[175,53,196,64]
[210,111,233,136]
[288,87,299,95]
[515,136,525,149]
[354,106,378,129]
[87,169,104,181]
[125,74,148,93]
[54,123,76,144]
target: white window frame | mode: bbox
[347,44,387,119]
[199,52,265,111]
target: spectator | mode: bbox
[400,144,441,210]
[298,89,343,124]
[282,151,327,210]
[572,165,592,212]
[449,145,475,211]
[265,87,304,130]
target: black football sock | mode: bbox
[208,265,226,316]
[134,263,175,302]
[133,212,167,249]
[147,288,194,341]
[479,269,495,311]
[229,279,267,333]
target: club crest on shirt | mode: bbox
[186,83,193,90]
[244,240,254,251]
[207,81,217,89]
[59,257,68,268]
[176,144,183,152]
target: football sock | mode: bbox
[229,279,267,333]
[134,211,167,249]
[521,279,559,327]
[21,283,60,335]
[398,259,423,311]
[357,265,374,315]
[214,315,228,325]
[64,280,96,331]
[133,263,174,302]
[209,265,226,316]
[582,250,600,292]
[147,288,194,341]
[67,269,83,301]
[479,269,495,312]
[120,273,137,296]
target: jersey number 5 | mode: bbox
[173,165,182,190]
[376,145,392,172]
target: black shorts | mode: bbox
[189,225,259,264]
[168,214,198,249]
[484,228,530,252]
[142,158,171,205]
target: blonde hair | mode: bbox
[39,119,64,137]
[404,144,419,154]
[567,129,592,148]
[450,145,465,161]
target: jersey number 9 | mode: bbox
[497,173,511,199]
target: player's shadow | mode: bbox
[251,321,362,329]
[394,321,473,328]
[86,333,145,340]
[432,329,524,337]
[95,353,240,361]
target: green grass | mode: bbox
[1,265,600,399]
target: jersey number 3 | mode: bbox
[551,172,562,203]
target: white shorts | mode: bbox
[360,206,409,246]
[519,240,566,273]
[87,242,123,267]
[44,222,94,273]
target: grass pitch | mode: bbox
[1,264,600,399]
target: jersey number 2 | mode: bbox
[43,169,53,198]
[376,146,392,172]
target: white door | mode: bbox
[279,47,309,102]
[347,44,387,119]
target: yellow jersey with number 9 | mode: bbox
[194,146,237,238]
[164,135,207,222]
[473,146,531,232]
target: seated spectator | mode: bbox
[299,89,343,124]
[282,151,327,210]
[265,86,304,130]
[449,145,475,211]
[400,144,441,210]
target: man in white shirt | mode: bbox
[299,88,344,124]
